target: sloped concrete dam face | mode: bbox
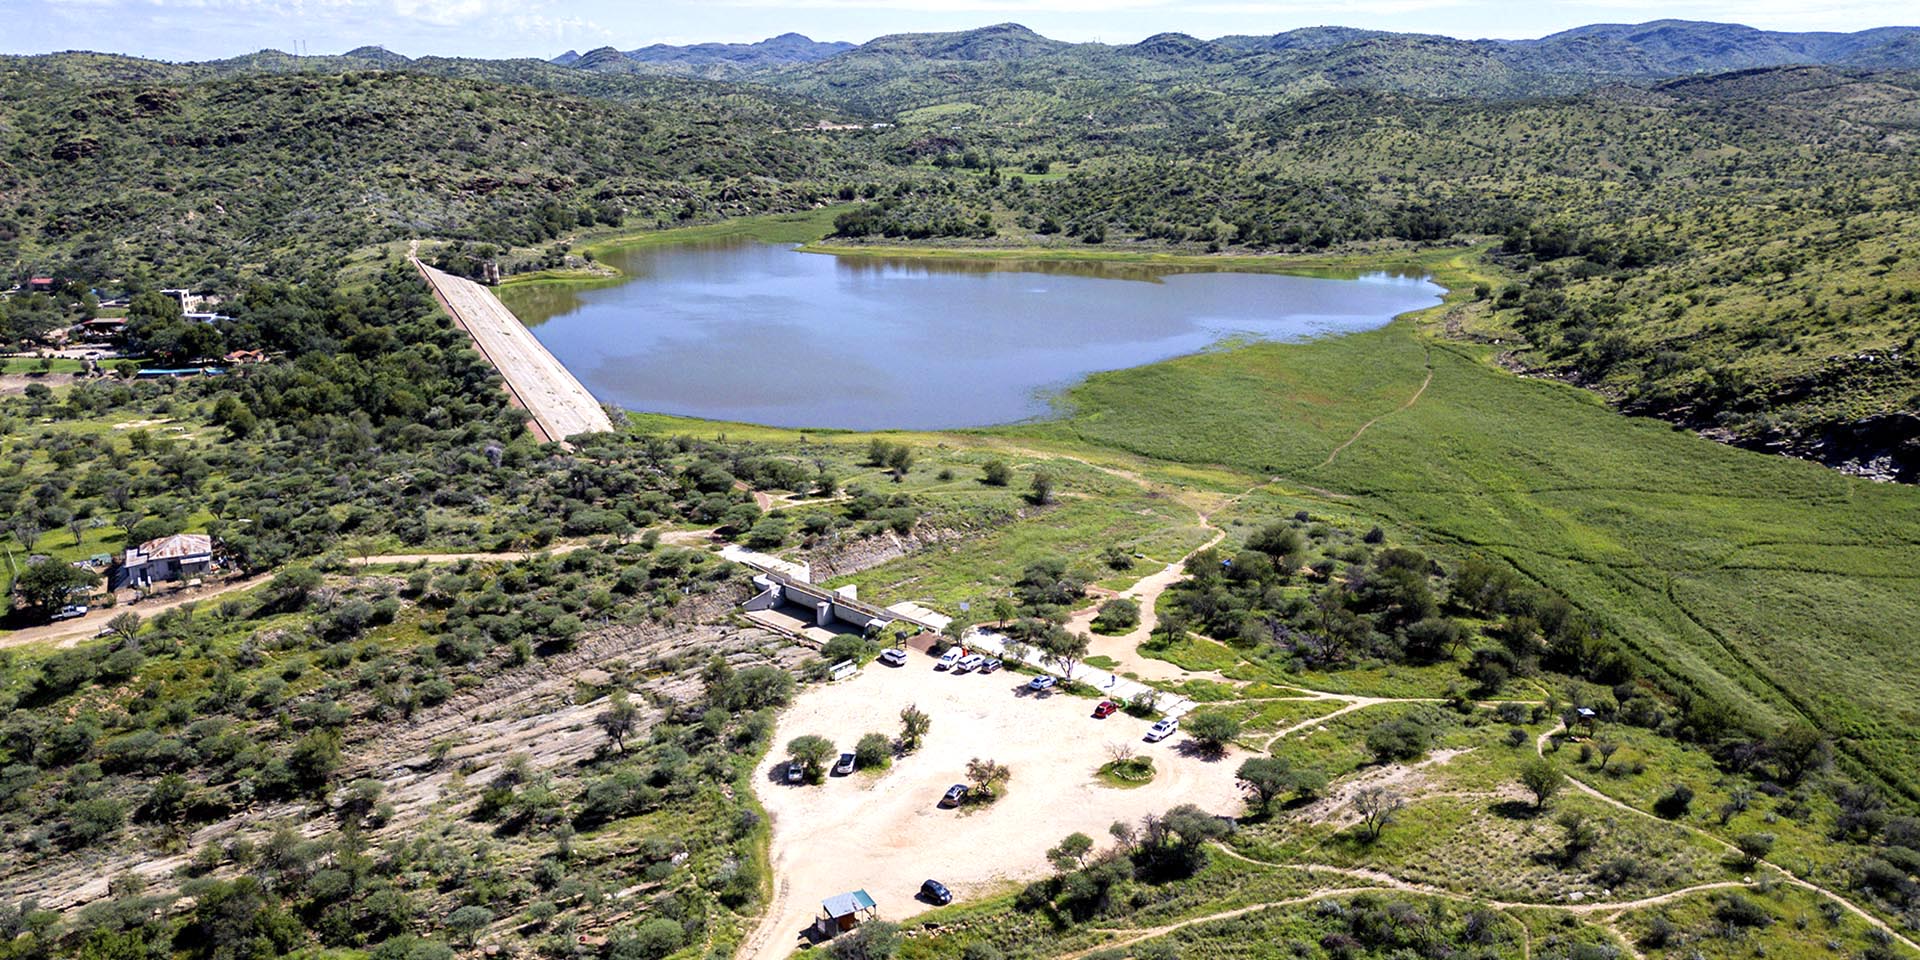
[505,241,1443,431]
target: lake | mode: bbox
[503,241,1444,431]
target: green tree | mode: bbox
[1040,629,1090,682]
[106,611,142,644]
[1092,598,1140,633]
[14,559,98,612]
[981,459,1012,486]
[855,732,892,768]
[829,920,901,960]
[446,906,494,947]
[899,704,931,753]
[1519,756,1564,810]
[1028,471,1055,505]
[1185,710,1242,754]
[1047,831,1094,872]
[609,918,684,960]
[1354,786,1403,840]
[1236,756,1303,813]
[787,735,835,780]
[1734,832,1775,868]
[596,689,638,753]
[965,757,1010,797]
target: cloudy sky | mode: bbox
[6,0,1916,62]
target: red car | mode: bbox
[1093,701,1119,719]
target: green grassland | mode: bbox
[1004,311,1920,803]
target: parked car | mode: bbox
[919,879,953,905]
[1093,700,1119,719]
[979,658,1003,674]
[52,605,88,621]
[956,654,986,673]
[940,784,969,807]
[935,648,961,670]
[1027,675,1056,692]
[833,753,857,776]
[1145,718,1179,742]
[879,648,908,667]
[784,761,806,784]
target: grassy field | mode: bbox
[1008,312,1920,804]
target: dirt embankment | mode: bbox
[3,597,789,913]
[804,524,982,582]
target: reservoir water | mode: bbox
[503,241,1444,431]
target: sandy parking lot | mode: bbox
[745,657,1244,960]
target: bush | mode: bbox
[1365,715,1432,762]
[855,732,891,768]
[609,918,684,960]
[1653,783,1694,819]
[1092,598,1140,634]
[1185,710,1242,752]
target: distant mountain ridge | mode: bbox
[553,20,1920,81]
[552,32,852,77]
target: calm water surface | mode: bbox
[505,242,1443,430]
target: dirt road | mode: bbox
[745,654,1244,960]
[413,260,613,443]
[0,575,270,651]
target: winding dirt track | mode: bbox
[1319,346,1434,469]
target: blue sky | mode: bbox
[7,0,1916,62]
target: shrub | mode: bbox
[1653,783,1694,819]
[1185,710,1242,753]
[855,732,891,768]
[1365,715,1431,762]
[609,918,685,960]
[1092,598,1140,634]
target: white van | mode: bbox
[955,654,987,674]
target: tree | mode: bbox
[446,905,493,946]
[1047,831,1094,872]
[855,732,891,768]
[596,689,639,753]
[1092,598,1139,633]
[1365,715,1432,763]
[1236,756,1302,813]
[1040,629,1090,682]
[14,559,98,612]
[7,516,41,551]
[1768,723,1830,784]
[610,918,686,960]
[981,459,1012,486]
[899,704,931,753]
[829,920,901,960]
[1595,739,1620,771]
[1734,832,1775,868]
[991,596,1017,627]
[1028,471,1056,505]
[106,611,142,644]
[885,444,914,479]
[965,757,1010,797]
[1354,786,1403,840]
[1519,757,1565,810]
[1556,809,1601,863]
[787,735,835,780]
[1185,710,1242,754]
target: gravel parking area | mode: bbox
[745,654,1243,960]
